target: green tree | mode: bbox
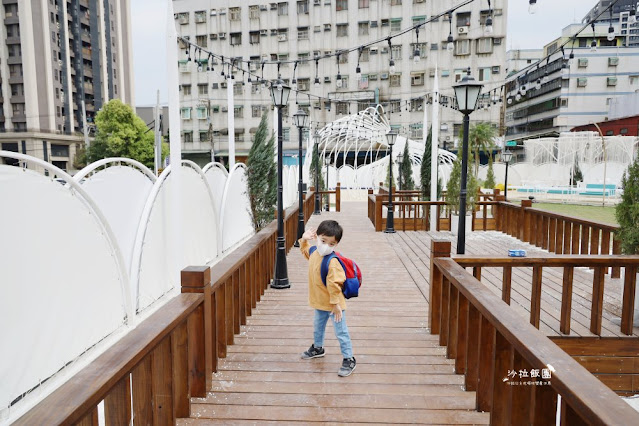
[310,142,325,191]
[420,126,433,200]
[247,113,277,231]
[446,156,479,215]
[616,157,639,254]
[484,155,496,189]
[399,142,415,190]
[386,153,396,188]
[571,156,584,186]
[84,99,166,169]
[459,122,497,175]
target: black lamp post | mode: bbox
[325,153,330,211]
[313,131,321,215]
[502,149,513,201]
[385,129,398,234]
[270,78,291,289]
[293,109,309,247]
[452,68,483,255]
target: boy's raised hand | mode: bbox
[302,228,317,241]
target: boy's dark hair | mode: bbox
[316,220,343,242]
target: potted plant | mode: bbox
[446,156,479,237]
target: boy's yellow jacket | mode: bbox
[299,239,347,311]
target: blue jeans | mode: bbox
[313,309,353,359]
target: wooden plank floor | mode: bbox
[388,229,639,338]
[179,202,489,425]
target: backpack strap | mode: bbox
[320,253,337,285]
[309,245,317,256]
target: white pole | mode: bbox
[273,104,278,163]
[154,90,161,175]
[167,0,182,288]
[227,76,235,168]
[430,67,440,232]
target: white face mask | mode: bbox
[316,241,334,257]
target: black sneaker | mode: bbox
[301,344,325,359]
[338,357,356,377]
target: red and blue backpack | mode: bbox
[309,246,362,299]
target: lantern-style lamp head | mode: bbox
[453,68,484,115]
[502,149,513,163]
[293,109,309,128]
[270,78,291,107]
[313,131,321,145]
[386,129,398,147]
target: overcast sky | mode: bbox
[131,0,596,106]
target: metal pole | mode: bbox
[271,105,290,289]
[504,161,509,201]
[592,122,607,207]
[227,75,235,168]
[325,156,329,211]
[154,91,161,175]
[457,113,470,254]
[385,147,396,233]
[314,139,321,214]
[294,125,305,246]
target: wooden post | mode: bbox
[560,266,574,335]
[447,286,459,360]
[521,200,532,242]
[621,265,637,335]
[180,266,212,396]
[336,182,341,212]
[590,267,605,335]
[429,240,451,334]
[477,315,495,412]
[465,304,480,391]
[530,266,543,329]
[456,294,469,374]
[490,331,513,425]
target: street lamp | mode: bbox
[293,109,309,247]
[313,131,322,215]
[385,129,398,234]
[325,153,330,211]
[269,78,291,289]
[452,68,483,254]
[502,149,513,201]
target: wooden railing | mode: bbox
[428,240,639,425]
[313,182,341,212]
[16,192,316,425]
[495,200,622,277]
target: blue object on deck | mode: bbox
[508,249,527,257]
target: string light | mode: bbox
[485,0,493,34]
[387,38,396,73]
[630,4,637,25]
[413,27,421,63]
[607,7,615,42]
[447,12,454,52]
[336,53,343,88]
[356,47,363,81]
[292,61,298,90]
[541,58,549,84]
[314,57,320,87]
[528,0,538,14]
[591,22,597,51]
[186,45,191,62]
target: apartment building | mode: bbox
[172,0,508,165]
[583,0,639,47]
[505,23,639,142]
[506,49,544,77]
[0,0,134,173]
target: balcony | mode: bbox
[11,113,26,122]
[4,16,19,25]
[81,32,91,43]
[7,56,21,64]
[5,36,20,45]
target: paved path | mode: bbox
[179,202,488,424]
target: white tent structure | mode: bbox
[303,105,457,190]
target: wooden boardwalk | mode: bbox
[179,202,489,424]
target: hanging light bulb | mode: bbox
[520,83,527,96]
[447,34,454,52]
[630,6,637,25]
[607,24,616,41]
[536,78,542,90]
[356,64,362,81]
[561,61,569,77]
[485,15,494,34]
[413,46,421,63]
[292,77,297,90]
[591,40,597,51]
[528,0,538,14]
[336,72,343,88]
[507,97,513,105]
[314,77,320,87]
[389,59,396,74]
[542,70,549,84]
[515,92,522,101]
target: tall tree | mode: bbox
[386,153,396,188]
[80,99,167,169]
[459,122,497,175]
[399,142,415,190]
[484,155,496,189]
[420,126,433,200]
[310,141,325,191]
[446,156,479,216]
[571,156,584,186]
[247,113,277,231]
[616,156,639,254]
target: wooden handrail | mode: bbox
[429,242,639,424]
[16,191,317,424]
[454,255,639,267]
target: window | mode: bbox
[181,107,191,120]
[230,32,242,45]
[454,69,466,82]
[358,22,369,35]
[298,52,310,62]
[182,84,192,95]
[337,23,348,36]
[337,76,348,88]
[298,0,309,13]
[359,75,369,89]
[391,45,402,60]
[577,78,587,87]
[298,26,309,39]
[578,58,588,68]
[390,74,401,87]
[441,69,450,77]
[477,38,493,54]
[391,0,402,5]
[229,7,241,21]
[198,84,208,95]
[278,2,288,15]
[607,77,618,86]
[51,144,70,157]
[314,25,321,32]
[324,23,331,31]
[410,97,424,111]
[338,52,348,63]
[456,12,471,27]
[336,102,348,115]
[177,12,189,24]
[389,100,401,113]
[196,106,208,119]
[621,128,629,135]
[195,10,207,23]
[359,0,369,8]
[360,47,370,62]
[195,35,207,47]
[234,105,244,118]
[183,131,193,143]
[455,39,470,55]
[381,19,389,27]
[412,15,426,26]
[200,131,209,141]
[249,5,260,19]
[283,127,290,141]
[608,57,619,66]
[234,83,243,95]
[409,123,423,139]
[252,105,263,117]
[411,72,424,86]
[478,67,491,82]
[390,18,402,33]
[336,0,348,11]
[298,78,310,91]
[250,31,260,44]
[431,43,439,51]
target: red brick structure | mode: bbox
[572,115,639,137]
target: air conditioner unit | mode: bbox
[260,5,268,10]
[458,26,469,34]
[492,66,500,74]
[221,106,228,112]
[380,73,389,80]
[493,38,502,45]
[381,47,388,54]
[260,29,268,36]
[218,32,226,39]
[221,82,227,88]
[278,34,288,42]
[429,69,436,77]
[314,0,321,4]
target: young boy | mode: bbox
[298,220,356,377]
